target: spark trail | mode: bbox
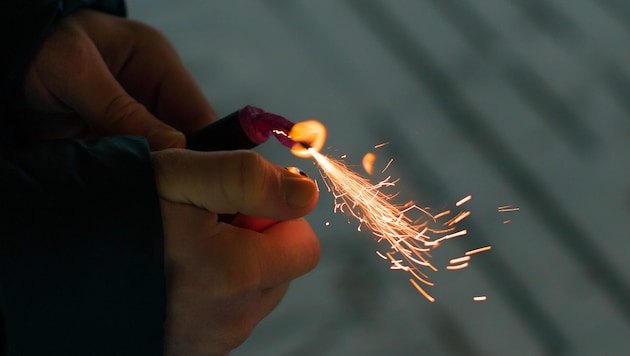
[308,149,472,301]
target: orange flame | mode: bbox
[288,120,327,158]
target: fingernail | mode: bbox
[283,170,316,208]
[148,127,185,150]
[286,166,309,177]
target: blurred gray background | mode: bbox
[128,1,630,355]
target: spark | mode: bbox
[465,246,492,256]
[498,205,520,212]
[308,148,477,301]
[449,256,471,264]
[473,296,487,302]
[409,279,436,303]
[362,152,376,175]
[433,210,451,219]
[503,219,512,224]
[424,229,468,247]
[381,158,394,173]
[455,194,472,206]
[374,142,390,149]
[446,262,469,270]
[444,211,471,227]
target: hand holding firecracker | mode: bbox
[190,105,492,302]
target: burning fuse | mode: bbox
[185,105,326,153]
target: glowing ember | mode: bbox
[362,152,376,175]
[497,205,520,212]
[381,158,394,174]
[410,278,436,302]
[433,210,451,219]
[465,246,492,256]
[307,148,476,301]
[449,256,471,264]
[455,194,472,206]
[446,262,469,270]
[473,296,487,302]
[282,119,490,301]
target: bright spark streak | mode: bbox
[381,158,394,173]
[433,210,451,219]
[465,246,492,256]
[473,296,487,302]
[449,255,471,264]
[374,142,390,149]
[498,205,520,212]
[308,149,476,301]
[455,194,472,206]
[445,211,471,226]
[409,279,435,303]
[446,262,469,270]
[424,229,468,247]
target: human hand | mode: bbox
[153,149,320,355]
[19,9,215,149]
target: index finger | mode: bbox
[254,218,321,288]
[217,218,320,290]
[92,15,218,133]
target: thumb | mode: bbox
[153,149,318,219]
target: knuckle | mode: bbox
[219,151,268,211]
[102,94,148,133]
[152,149,187,196]
[36,26,92,79]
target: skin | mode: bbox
[156,149,320,355]
[21,9,214,148]
[19,9,321,355]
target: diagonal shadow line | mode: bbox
[592,0,630,34]
[603,65,630,117]
[345,0,630,327]
[508,0,580,42]
[429,0,630,138]
[426,0,597,156]
[369,114,568,355]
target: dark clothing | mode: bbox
[0,1,166,355]
[0,0,126,130]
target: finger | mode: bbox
[230,214,278,232]
[73,11,217,133]
[253,218,320,288]
[205,219,319,290]
[117,42,218,133]
[69,44,185,149]
[33,22,185,150]
[154,149,318,220]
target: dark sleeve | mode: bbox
[0,137,165,355]
[0,0,126,130]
